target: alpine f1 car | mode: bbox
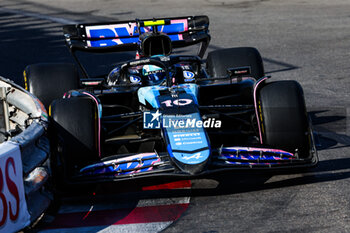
[24,15,318,185]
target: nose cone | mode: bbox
[163,112,211,175]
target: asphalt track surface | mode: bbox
[1,0,350,232]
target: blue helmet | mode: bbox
[142,64,166,85]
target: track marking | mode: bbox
[43,204,189,229]
[40,181,191,232]
[58,197,191,214]
[40,222,173,233]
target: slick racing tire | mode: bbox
[24,63,79,109]
[258,80,310,158]
[206,47,265,79]
[50,97,99,184]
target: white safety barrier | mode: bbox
[0,141,31,233]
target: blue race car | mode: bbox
[24,16,318,185]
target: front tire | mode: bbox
[50,97,99,184]
[258,80,310,158]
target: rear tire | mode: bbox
[24,63,79,109]
[50,97,99,183]
[206,47,265,79]
[258,80,310,158]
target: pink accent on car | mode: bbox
[82,92,102,157]
[253,77,269,144]
[171,19,188,31]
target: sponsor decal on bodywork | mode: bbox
[80,153,161,176]
[219,147,297,166]
[183,71,195,82]
[85,19,188,47]
[0,142,31,232]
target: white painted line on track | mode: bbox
[58,197,191,214]
[0,7,78,24]
[39,222,173,233]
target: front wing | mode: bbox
[71,145,318,184]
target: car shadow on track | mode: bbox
[208,44,300,75]
[310,109,350,150]
[200,156,350,195]
[120,155,350,200]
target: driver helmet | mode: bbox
[107,67,142,85]
[142,64,166,85]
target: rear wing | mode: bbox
[63,16,210,57]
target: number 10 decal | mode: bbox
[161,99,192,107]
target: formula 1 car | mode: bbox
[24,16,318,185]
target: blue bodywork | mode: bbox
[138,84,210,169]
[137,83,198,108]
